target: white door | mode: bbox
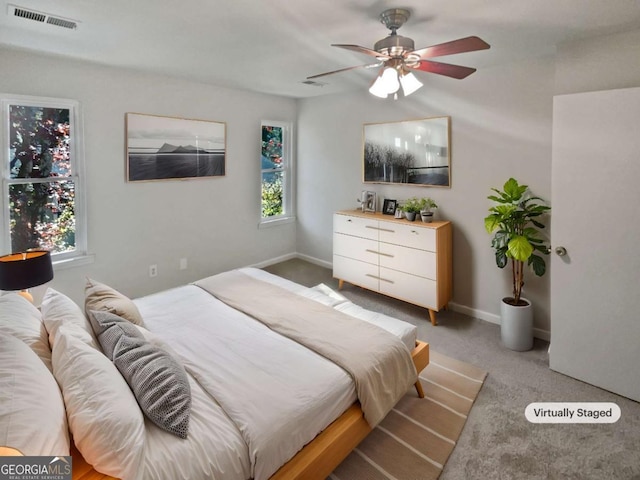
[550,87,640,402]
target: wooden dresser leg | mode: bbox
[338,279,344,290]
[415,380,425,398]
[428,309,437,326]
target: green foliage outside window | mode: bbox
[7,105,76,253]
[262,176,283,217]
[261,124,284,218]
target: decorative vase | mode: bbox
[404,211,417,221]
[500,297,533,351]
[420,211,434,223]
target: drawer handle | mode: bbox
[365,249,395,258]
[365,225,380,230]
[379,228,395,233]
[365,274,395,284]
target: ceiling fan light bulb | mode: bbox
[380,67,400,94]
[400,71,423,96]
[369,75,389,98]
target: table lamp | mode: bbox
[0,250,54,303]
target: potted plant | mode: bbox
[484,178,550,351]
[399,197,422,221]
[419,198,438,223]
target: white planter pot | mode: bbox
[500,297,533,351]
[420,211,434,223]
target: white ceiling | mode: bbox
[2,0,640,98]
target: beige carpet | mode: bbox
[330,351,487,480]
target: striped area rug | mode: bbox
[330,351,487,480]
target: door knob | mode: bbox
[555,246,567,257]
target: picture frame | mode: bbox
[363,116,451,187]
[363,191,377,213]
[383,199,397,215]
[126,112,226,182]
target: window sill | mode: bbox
[258,216,296,229]
[53,253,95,271]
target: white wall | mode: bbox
[0,47,297,305]
[297,56,555,334]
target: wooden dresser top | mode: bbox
[336,209,451,229]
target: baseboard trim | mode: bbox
[448,301,550,341]
[295,253,332,269]
[250,253,298,269]
[250,252,332,270]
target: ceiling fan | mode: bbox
[307,8,490,98]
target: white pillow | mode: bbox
[0,293,52,371]
[0,332,69,455]
[41,288,100,351]
[51,324,145,479]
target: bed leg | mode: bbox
[415,380,425,398]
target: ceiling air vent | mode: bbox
[8,4,79,30]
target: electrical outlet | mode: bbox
[179,258,188,270]
[149,264,158,277]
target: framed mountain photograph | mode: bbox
[126,113,226,182]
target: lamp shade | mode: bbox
[0,251,54,291]
[369,74,389,98]
[399,71,423,96]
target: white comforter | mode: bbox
[132,268,417,480]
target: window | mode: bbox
[1,94,87,263]
[260,121,293,224]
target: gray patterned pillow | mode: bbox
[88,310,191,438]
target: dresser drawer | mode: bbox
[333,233,379,265]
[378,243,436,279]
[378,267,437,309]
[334,214,379,241]
[378,221,436,252]
[333,255,379,291]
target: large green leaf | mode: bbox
[484,215,500,233]
[529,254,546,276]
[507,235,534,262]
[503,178,527,201]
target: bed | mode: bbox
[0,267,429,480]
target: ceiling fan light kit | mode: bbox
[308,7,490,98]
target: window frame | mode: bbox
[0,94,88,265]
[260,120,294,227]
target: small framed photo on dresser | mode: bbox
[383,199,397,215]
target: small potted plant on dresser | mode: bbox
[484,178,550,351]
[419,198,438,222]
[399,197,422,221]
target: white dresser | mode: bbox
[333,210,452,325]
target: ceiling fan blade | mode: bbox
[307,62,382,80]
[409,60,477,79]
[411,36,490,59]
[332,44,390,60]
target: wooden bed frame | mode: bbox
[71,340,429,480]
